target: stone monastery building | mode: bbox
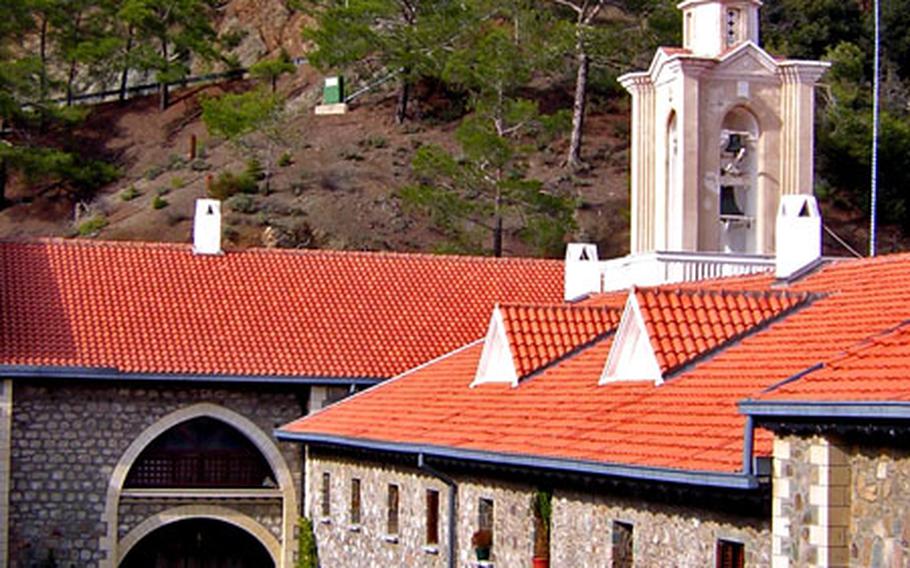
[1,1,908,568]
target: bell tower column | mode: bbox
[779,63,829,196]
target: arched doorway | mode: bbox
[120,518,275,568]
[101,404,299,568]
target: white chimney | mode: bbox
[775,195,821,279]
[193,198,222,255]
[564,243,601,301]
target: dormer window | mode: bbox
[726,9,741,47]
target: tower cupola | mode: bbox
[679,0,761,57]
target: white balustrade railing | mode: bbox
[598,251,775,292]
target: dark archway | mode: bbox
[124,417,276,489]
[119,518,275,568]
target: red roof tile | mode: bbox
[0,239,562,378]
[281,253,910,474]
[634,288,810,375]
[499,304,622,378]
[755,321,910,402]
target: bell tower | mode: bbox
[619,0,828,255]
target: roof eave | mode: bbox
[275,431,762,491]
[0,364,383,386]
[740,400,910,421]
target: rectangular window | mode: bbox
[387,484,400,535]
[612,521,633,568]
[321,472,331,517]
[478,497,494,532]
[350,478,361,525]
[426,489,440,546]
[716,539,745,568]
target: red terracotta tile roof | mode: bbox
[499,304,622,378]
[0,239,562,378]
[634,288,811,375]
[754,321,910,402]
[281,253,910,475]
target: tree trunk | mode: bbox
[271,75,277,93]
[567,45,589,170]
[39,16,49,102]
[493,188,503,257]
[0,156,7,210]
[66,60,78,107]
[395,77,410,124]
[119,28,134,102]
[159,37,170,112]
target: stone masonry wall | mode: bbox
[8,381,304,568]
[551,488,770,567]
[848,443,910,567]
[309,452,770,568]
[770,433,910,567]
[308,453,536,568]
[117,499,285,542]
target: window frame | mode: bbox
[320,472,331,519]
[426,488,440,546]
[716,539,745,568]
[611,520,634,568]
[387,483,400,536]
[350,477,362,526]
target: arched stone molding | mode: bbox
[99,403,298,568]
[116,505,281,566]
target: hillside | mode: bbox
[0,68,635,258]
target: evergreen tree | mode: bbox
[303,0,470,123]
[119,0,219,111]
[250,50,296,93]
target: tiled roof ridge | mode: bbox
[637,287,818,379]
[8,237,562,265]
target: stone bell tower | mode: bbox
[618,0,828,256]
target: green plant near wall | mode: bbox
[296,517,319,568]
[533,489,552,559]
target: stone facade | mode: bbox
[308,451,770,568]
[772,432,910,568]
[307,453,536,568]
[117,499,285,542]
[551,489,770,567]
[7,380,305,568]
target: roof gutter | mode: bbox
[740,400,910,421]
[276,431,762,491]
[418,454,457,568]
[0,365,382,387]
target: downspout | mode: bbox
[418,453,457,568]
[742,415,755,477]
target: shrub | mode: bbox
[170,176,186,189]
[144,165,164,181]
[296,517,318,568]
[190,159,211,172]
[278,152,293,167]
[208,171,258,200]
[77,214,107,236]
[152,195,169,209]
[120,186,140,201]
[226,193,257,214]
[245,157,265,181]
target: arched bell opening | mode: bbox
[716,107,760,254]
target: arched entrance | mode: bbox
[101,404,298,568]
[120,517,275,568]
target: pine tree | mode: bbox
[119,0,219,111]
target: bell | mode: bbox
[724,133,744,154]
[720,186,744,216]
